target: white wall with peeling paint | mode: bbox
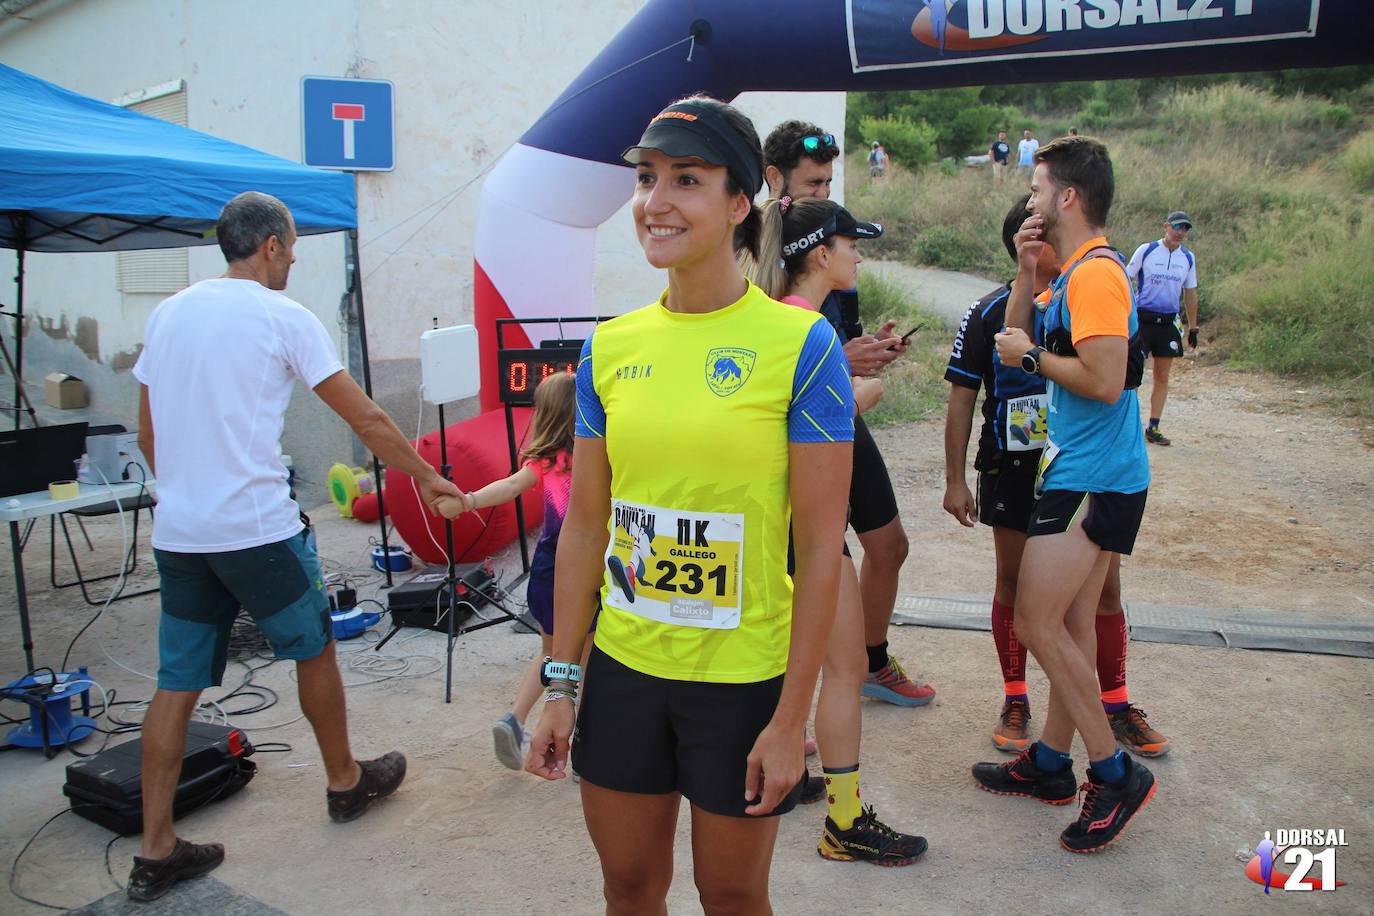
[0,0,844,507]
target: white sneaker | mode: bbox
[493,713,526,770]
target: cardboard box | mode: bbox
[44,372,88,409]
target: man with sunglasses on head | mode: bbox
[762,121,936,710]
[1126,210,1199,446]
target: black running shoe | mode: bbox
[971,745,1077,804]
[818,805,927,867]
[1059,756,1156,854]
[798,771,827,805]
[327,751,408,823]
[126,837,225,902]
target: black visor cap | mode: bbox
[623,101,763,197]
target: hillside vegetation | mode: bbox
[847,77,1374,426]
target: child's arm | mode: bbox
[433,466,540,520]
[470,465,539,509]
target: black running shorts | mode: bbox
[571,646,803,818]
[1025,489,1149,555]
[848,415,900,534]
[976,455,1039,532]
[1138,311,1183,359]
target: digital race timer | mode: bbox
[496,345,581,406]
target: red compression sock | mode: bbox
[1096,610,1129,713]
[992,599,1027,697]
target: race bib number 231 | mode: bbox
[603,500,743,629]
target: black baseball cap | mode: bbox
[1167,210,1193,228]
[781,206,883,261]
[623,100,763,197]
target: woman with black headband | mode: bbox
[523,95,854,912]
[748,197,929,867]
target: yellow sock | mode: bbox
[823,765,862,830]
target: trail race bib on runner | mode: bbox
[604,499,743,630]
[1006,393,1048,452]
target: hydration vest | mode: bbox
[1040,247,1144,391]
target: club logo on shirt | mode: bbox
[704,348,756,398]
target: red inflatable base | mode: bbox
[351,491,381,523]
[386,408,543,565]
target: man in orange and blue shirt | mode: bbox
[977,136,1156,854]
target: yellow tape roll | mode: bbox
[48,480,80,500]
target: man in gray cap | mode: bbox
[1125,210,1198,445]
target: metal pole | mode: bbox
[437,398,458,704]
[348,228,393,587]
[13,217,25,433]
[504,401,532,577]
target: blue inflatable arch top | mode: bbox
[474,0,1371,408]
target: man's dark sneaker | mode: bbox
[1109,704,1171,757]
[327,751,407,823]
[1145,427,1171,446]
[1060,756,1157,853]
[126,838,225,902]
[798,771,827,805]
[818,805,928,867]
[992,698,1032,753]
[971,746,1077,804]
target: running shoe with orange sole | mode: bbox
[862,656,935,707]
[1109,704,1170,757]
[971,746,1077,805]
[1060,756,1156,853]
[993,698,1032,752]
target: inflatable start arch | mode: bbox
[396,0,1371,561]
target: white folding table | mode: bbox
[2,480,157,671]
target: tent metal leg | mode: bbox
[348,228,393,587]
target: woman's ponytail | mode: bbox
[743,198,787,299]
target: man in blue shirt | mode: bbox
[1126,211,1199,445]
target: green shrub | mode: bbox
[858,115,938,170]
[912,226,984,269]
[1074,99,1114,132]
[1136,128,1170,148]
[854,272,949,427]
[939,158,960,178]
[1317,102,1354,129]
[1337,130,1374,191]
[1217,221,1374,383]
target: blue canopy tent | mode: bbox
[0,61,396,579]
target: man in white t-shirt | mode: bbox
[1017,129,1039,174]
[1126,210,1199,445]
[126,192,460,902]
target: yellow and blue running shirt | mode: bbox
[575,281,853,683]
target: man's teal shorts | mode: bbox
[153,529,332,691]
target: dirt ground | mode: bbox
[2,358,1372,915]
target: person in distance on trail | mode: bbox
[1126,210,1200,446]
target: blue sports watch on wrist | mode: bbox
[539,657,582,687]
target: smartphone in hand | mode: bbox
[900,323,925,344]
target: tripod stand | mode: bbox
[433,399,534,702]
[371,321,532,703]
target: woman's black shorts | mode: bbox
[571,646,803,818]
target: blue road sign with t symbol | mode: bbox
[302,77,394,171]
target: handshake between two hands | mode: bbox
[431,491,476,519]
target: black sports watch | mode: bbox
[1021,345,1045,376]
[539,657,582,687]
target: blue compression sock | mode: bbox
[1033,741,1073,773]
[1090,749,1129,787]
